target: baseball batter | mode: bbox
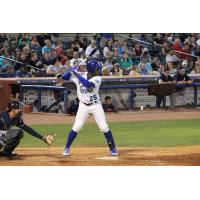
[62,60,118,156]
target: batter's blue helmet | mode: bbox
[86,60,102,73]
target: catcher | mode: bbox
[0,100,55,158]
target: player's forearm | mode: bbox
[72,71,94,88]
[18,124,44,140]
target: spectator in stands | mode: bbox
[85,40,100,58]
[172,67,193,106]
[39,52,52,70]
[16,65,31,78]
[119,52,132,75]
[9,40,17,53]
[133,43,143,63]
[156,67,175,108]
[140,48,151,63]
[102,96,117,112]
[14,52,28,71]
[18,33,31,49]
[60,51,70,67]
[103,40,113,59]
[113,40,123,57]
[103,53,114,73]
[42,39,55,54]
[166,62,176,74]
[122,39,134,58]
[181,60,193,74]
[102,67,110,76]
[22,45,31,60]
[112,40,119,49]
[151,57,160,72]
[74,41,84,55]
[129,66,139,76]
[153,33,163,56]
[140,34,148,47]
[49,49,59,61]
[161,42,170,63]
[36,33,46,47]
[166,49,179,65]
[180,43,193,61]
[0,57,11,73]
[28,52,40,69]
[46,58,62,76]
[191,60,200,74]
[139,55,152,74]
[196,34,200,52]
[172,38,183,52]
[112,48,121,65]
[153,33,164,46]
[55,41,63,56]
[110,63,121,76]
[158,63,166,74]
[13,49,21,60]
[138,62,149,75]
[30,36,41,51]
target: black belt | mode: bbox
[83,101,97,106]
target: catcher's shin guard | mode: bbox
[2,129,23,155]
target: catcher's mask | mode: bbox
[7,101,25,111]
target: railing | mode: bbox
[19,81,200,113]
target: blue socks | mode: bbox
[65,129,77,149]
[65,129,116,152]
[104,130,116,151]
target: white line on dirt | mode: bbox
[94,157,119,160]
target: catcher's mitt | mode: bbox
[43,133,56,145]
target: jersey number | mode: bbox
[90,95,97,102]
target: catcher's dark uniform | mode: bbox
[0,111,44,157]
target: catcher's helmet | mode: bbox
[86,60,102,73]
[7,101,24,110]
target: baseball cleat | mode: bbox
[63,148,70,156]
[0,151,18,158]
[111,149,118,156]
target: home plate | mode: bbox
[95,156,119,160]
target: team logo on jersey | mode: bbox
[80,85,93,93]
[95,79,99,84]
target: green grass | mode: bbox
[19,119,200,148]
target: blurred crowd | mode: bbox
[1,33,200,78]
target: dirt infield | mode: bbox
[1,146,200,166]
[1,108,200,166]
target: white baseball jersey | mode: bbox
[70,72,109,133]
[70,72,102,104]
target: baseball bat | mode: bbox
[0,56,41,71]
[85,48,97,61]
[113,89,129,110]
